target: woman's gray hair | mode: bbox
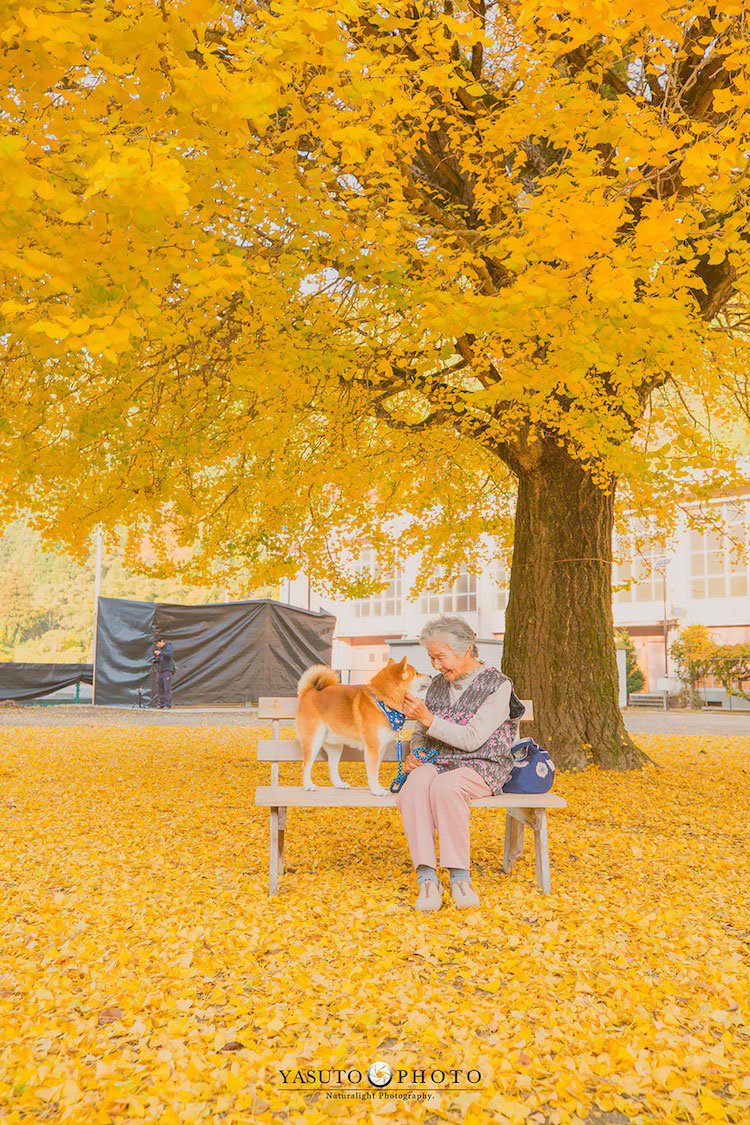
[419,615,478,658]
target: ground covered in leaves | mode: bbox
[0,726,748,1124]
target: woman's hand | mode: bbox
[404,752,422,772]
[403,693,433,726]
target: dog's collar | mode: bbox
[370,693,406,732]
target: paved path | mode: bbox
[1,704,748,735]
[0,705,259,728]
[622,708,749,736]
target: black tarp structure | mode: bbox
[0,663,93,701]
[94,597,335,706]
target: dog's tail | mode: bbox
[297,665,340,696]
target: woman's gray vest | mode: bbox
[419,667,524,795]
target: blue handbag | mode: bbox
[502,737,556,794]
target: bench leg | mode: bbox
[503,811,525,874]
[278,807,287,876]
[533,810,551,894]
[269,807,279,895]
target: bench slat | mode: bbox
[258,695,534,721]
[259,738,402,762]
[254,786,566,809]
[258,698,299,719]
[258,738,536,763]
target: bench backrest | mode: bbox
[258,698,300,723]
[258,694,534,766]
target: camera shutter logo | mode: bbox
[367,1062,393,1087]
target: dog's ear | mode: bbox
[385,657,394,666]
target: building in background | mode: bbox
[284,551,507,684]
[284,494,750,704]
[612,495,750,700]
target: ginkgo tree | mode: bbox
[2,0,750,767]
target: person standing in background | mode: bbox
[154,638,176,709]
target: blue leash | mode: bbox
[371,696,437,793]
[390,745,438,793]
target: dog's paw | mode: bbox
[333,780,351,789]
[302,780,318,792]
[370,785,389,797]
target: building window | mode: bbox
[729,501,750,597]
[613,539,633,603]
[614,538,666,603]
[351,549,402,618]
[418,567,477,615]
[689,501,749,600]
[493,561,508,611]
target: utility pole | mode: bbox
[91,527,103,704]
[662,573,668,680]
[655,555,669,711]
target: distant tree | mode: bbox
[670,625,715,707]
[0,568,40,649]
[617,631,645,696]
[704,641,750,702]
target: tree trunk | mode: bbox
[502,447,648,770]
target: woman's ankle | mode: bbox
[416,864,438,885]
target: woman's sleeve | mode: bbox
[426,681,512,752]
[408,719,429,753]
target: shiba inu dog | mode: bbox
[296,657,430,796]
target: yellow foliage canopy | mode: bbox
[0,1,749,589]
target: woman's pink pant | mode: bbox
[396,763,492,871]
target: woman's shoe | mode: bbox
[451,880,480,908]
[414,881,443,912]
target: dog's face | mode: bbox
[384,656,431,694]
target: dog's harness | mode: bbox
[371,695,437,793]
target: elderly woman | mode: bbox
[399,615,524,911]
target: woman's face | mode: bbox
[424,638,476,681]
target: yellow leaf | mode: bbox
[34,179,56,200]
[60,205,89,223]
[699,1092,728,1119]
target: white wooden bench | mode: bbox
[254,696,567,897]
